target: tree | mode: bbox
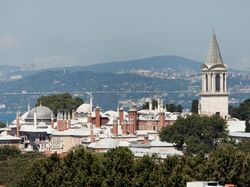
[0,121,6,128]
[202,144,244,185]
[230,99,250,120]
[191,99,199,114]
[166,103,182,112]
[0,151,43,187]
[132,155,162,187]
[237,139,250,153]
[142,99,158,110]
[36,93,83,116]
[102,147,134,186]
[0,145,21,161]
[160,114,227,154]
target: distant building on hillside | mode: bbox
[199,32,229,119]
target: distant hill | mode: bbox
[0,70,189,93]
[0,65,20,76]
[0,55,249,112]
[65,56,202,73]
[0,65,20,72]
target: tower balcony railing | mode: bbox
[200,90,229,95]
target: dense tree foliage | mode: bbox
[0,121,6,128]
[166,103,182,112]
[229,99,250,120]
[13,145,250,187]
[237,139,250,154]
[160,114,227,154]
[141,99,158,110]
[0,146,43,186]
[0,145,21,161]
[36,93,83,116]
[191,99,199,114]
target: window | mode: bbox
[215,74,220,92]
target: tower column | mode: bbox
[212,73,215,92]
[210,73,213,92]
[208,73,211,92]
[225,73,227,92]
[220,73,223,92]
[202,74,206,92]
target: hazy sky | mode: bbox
[1,0,250,70]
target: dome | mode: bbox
[26,106,53,120]
[76,103,92,113]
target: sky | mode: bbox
[0,0,250,70]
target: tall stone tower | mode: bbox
[199,32,228,119]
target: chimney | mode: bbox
[144,136,149,144]
[113,120,118,136]
[67,119,71,129]
[63,120,67,130]
[159,111,165,130]
[72,110,75,120]
[149,98,152,111]
[51,113,54,129]
[119,107,124,125]
[157,98,160,112]
[87,112,92,123]
[16,112,20,137]
[57,112,63,131]
[95,106,101,128]
[34,109,37,128]
[128,106,137,134]
[122,120,127,135]
[90,94,93,112]
[89,123,94,143]
[129,120,135,135]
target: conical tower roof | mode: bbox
[205,32,223,65]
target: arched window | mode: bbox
[215,74,220,92]
[206,74,208,91]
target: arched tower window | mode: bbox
[215,74,220,92]
[205,74,208,91]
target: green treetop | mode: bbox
[36,93,83,116]
[160,114,228,154]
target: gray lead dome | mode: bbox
[26,106,53,120]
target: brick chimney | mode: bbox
[51,113,54,129]
[159,111,165,130]
[122,120,127,135]
[119,107,124,125]
[95,106,101,128]
[129,120,136,135]
[144,136,149,144]
[57,112,63,131]
[128,106,137,134]
[113,120,118,136]
[62,120,67,131]
[16,112,20,137]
